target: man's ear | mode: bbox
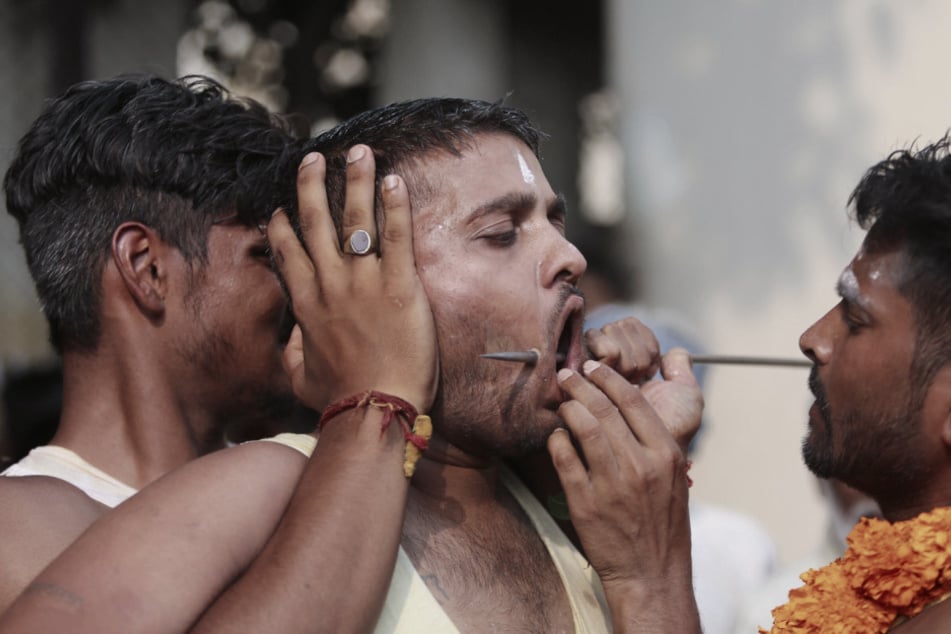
[112,222,170,315]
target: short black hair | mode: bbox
[277,97,546,238]
[4,74,296,353]
[849,132,951,389]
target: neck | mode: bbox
[51,346,226,490]
[410,435,503,505]
[881,499,951,523]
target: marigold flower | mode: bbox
[762,506,951,633]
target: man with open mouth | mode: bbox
[0,98,703,634]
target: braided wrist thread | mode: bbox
[319,390,432,477]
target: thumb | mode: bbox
[282,325,304,384]
[659,347,698,386]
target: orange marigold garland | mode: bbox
[763,506,951,633]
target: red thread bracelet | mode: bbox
[319,390,429,451]
[685,460,694,488]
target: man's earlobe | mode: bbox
[113,222,167,314]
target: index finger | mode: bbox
[292,152,346,282]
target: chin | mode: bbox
[801,435,835,479]
[501,415,563,458]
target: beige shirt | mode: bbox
[262,433,612,633]
[2,445,137,508]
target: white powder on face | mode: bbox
[516,151,536,184]
[838,267,859,299]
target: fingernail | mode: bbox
[347,145,366,163]
[270,207,285,218]
[582,360,601,376]
[557,368,573,382]
[299,152,320,170]
[383,174,399,190]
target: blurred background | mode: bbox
[1,0,950,588]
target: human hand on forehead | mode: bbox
[267,145,438,416]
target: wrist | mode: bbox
[602,574,699,634]
[318,390,433,477]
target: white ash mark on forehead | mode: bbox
[516,151,536,185]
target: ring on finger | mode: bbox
[343,229,374,256]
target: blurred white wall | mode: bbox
[607,0,951,564]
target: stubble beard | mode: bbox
[802,367,927,497]
[430,287,580,460]
[180,276,296,442]
[432,338,560,462]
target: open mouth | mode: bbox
[554,299,584,372]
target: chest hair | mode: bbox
[401,487,574,633]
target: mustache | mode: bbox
[549,284,583,335]
[808,366,833,424]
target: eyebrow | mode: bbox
[836,272,870,310]
[549,193,568,220]
[464,191,568,224]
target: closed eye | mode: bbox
[485,229,519,247]
[839,301,865,334]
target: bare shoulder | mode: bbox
[0,476,107,612]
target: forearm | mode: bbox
[0,443,308,634]
[192,407,411,633]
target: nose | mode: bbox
[799,306,836,365]
[541,232,587,288]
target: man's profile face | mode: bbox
[409,133,588,459]
[798,246,929,498]
[173,221,295,432]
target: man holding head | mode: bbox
[0,97,703,633]
[0,74,302,611]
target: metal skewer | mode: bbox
[689,354,810,368]
[479,349,552,365]
[480,349,810,368]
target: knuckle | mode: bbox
[615,386,645,412]
[575,422,603,444]
[589,399,618,421]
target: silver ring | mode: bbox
[344,229,374,255]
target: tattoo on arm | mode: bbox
[22,581,84,611]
